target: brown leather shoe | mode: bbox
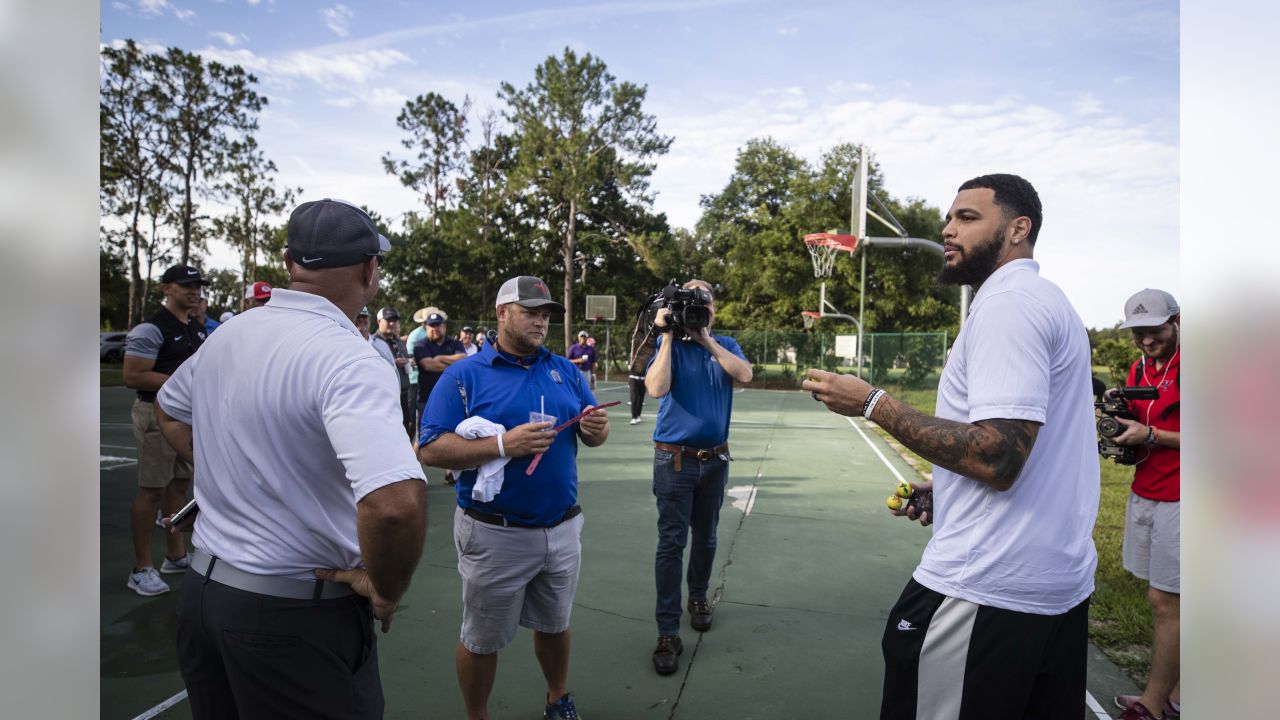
[688,598,713,632]
[652,634,683,675]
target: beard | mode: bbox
[937,223,1007,287]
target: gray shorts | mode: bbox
[1122,492,1180,593]
[453,506,584,654]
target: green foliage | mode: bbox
[100,247,130,330]
[383,93,471,236]
[1091,326,1138,386]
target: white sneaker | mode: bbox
[127,567,170,596]
[154,509,166,528]
[160,554,191,575]
[629,417,642,425]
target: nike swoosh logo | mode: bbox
[897,619,917,631]
[302,256,323,263]
[186,270,198,275]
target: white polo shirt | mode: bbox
[158,288,426,579]
[913,259,1099,615]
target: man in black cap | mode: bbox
[122,264,209,596]
[459,325,480,356]
[371,307,415,439]
[412,309,467,481]
[154,198,426,719]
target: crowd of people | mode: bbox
[118,177,1180,720]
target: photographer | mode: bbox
[1111,289,1181,720]
[644,280,752,675]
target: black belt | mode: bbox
[464,504,582,529]
[654,442,730,471]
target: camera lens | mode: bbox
[1097,417,1121,438]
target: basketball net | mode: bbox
[807,243,841,278]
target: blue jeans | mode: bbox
[653,448,729,635]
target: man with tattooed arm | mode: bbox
[804,174,1098,720]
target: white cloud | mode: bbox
[246,0,262,5]
[195,46,413,89]
[137,0,168,14]
[1072,93,1103,115]
[174,8,196,22]
[112,1,129,10]
[778,27,798,36]
[648,89,1178,327]
[323,4,354,38]
[210,32,245,46]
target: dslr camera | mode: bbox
[1095,385,1159,465]
[656,282,713,333]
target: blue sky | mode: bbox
[102,0,1179,328]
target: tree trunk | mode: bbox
[127,184,144,328]
[563,197,577,350]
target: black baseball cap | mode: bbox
[494,275,565,313]
[160,264,210,286]
[287,199,391,269]
[425,312,445,326]
[461,325,474,332]
[378,307,400,321]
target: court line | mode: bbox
[843,417,907,485]
[130,689,187,720]
[101,443,135,450]
[1084,690,1111,719]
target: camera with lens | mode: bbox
[656,282,713,333]
[1096,385,1159,465]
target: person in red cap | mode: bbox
[243,281,272,310]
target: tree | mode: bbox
[152,47,265,264]
[100,40,169,327]
[500,48,672,348]
[382,93,471,238]
[213,136,300,286]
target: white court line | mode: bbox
[844,417,1113,717]
[130,689,187,720]
[1084,690,1111,719]
[101,443,135,450]
[843,417,907,485]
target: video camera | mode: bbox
[656,282,713,333]
[1096,385,1159,465]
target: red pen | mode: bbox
[525,401,621,475]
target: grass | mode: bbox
[101,363,124,387]
[877,383,1152,686]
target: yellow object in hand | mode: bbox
[896,480,914,499]
[887,494,905,511]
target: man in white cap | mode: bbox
[155,198,426,718]
[567,330,597,390]
[1111,289,1182,720]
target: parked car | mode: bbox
[100,332,128,363]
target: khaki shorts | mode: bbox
[131,399,193,489]
[1122,492,1180,593]
[453,506,583,654]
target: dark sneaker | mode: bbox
[1117,700,1166,720]
[1116,695,1177,719]
[445,470,456,486]
[688,598,713,632]
[544,692,580,720]
[652,634,683,675]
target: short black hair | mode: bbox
[958,174,1042,245]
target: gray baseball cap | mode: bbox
[1119,288,1179,328]
[494,275,566,313]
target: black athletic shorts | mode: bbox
[880,578,1089,720]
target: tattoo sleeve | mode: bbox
[872,395,1040,491]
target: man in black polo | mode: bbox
[122,263,208,596]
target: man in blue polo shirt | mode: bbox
[419,275,611,720]
[644,279,753,675]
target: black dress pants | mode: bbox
[176,569,383,720]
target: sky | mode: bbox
[100,0,1179,329]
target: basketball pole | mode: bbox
[854,145,868,379]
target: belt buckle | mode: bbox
[696,449,712,461]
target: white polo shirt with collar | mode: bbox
[913,258,1099,615]
[158,288,426,579]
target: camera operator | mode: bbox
[1111,289,1181,720]
[644,280,752,675]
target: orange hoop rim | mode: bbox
[801,311,823,318]
[803,233,858,252]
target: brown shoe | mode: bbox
[652,634,683,675]
[688,598,713,632]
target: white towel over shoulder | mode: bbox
[455,416,510,502]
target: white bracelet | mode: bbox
[496,432,506,458]
[864,389,886,420]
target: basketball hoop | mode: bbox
[804,233,858,278]
[802,310,821,330]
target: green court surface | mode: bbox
[101,383,1136,719]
